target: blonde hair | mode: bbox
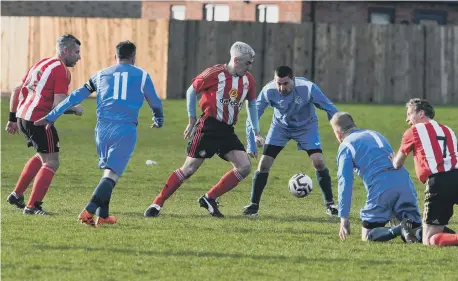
[330,112,357,133]
[230,41,255,60]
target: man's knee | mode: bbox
[39,152,59,171]
[309,152,326,171]
[361,228,370,242]
[237,163,251,178]
[181,164,198,178]
[181,158,204,178]
[43,159,59,171]
[258,160,272,173]
[258,155,274,173]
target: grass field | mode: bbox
[1,98,457,281]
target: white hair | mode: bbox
[230,41,255,59]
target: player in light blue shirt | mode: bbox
[244,66,339,217]
[331,112,421,242]
[35,41,164,227]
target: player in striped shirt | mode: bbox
[5,34,82,215]
[144,41,264,218]
[392,98,458,246]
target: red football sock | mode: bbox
[27,166,55,208]
[153,169,186,207]
[429,233,458,246]
[13,155,42,196]
[207,168,244,199]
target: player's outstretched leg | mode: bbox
[79,177,116,226]
[7,155,42,209]
[201,168,247,217]
[203,150,251,217]
[145,169,187,217]
[198,194,224,218]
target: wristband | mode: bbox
[9,112,17,122]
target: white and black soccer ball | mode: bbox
[288,173,313,198]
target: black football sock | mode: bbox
[250,171,269,204]
[315,168,334,205]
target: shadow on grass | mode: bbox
[121,211,339,224]
[123,223,330,236]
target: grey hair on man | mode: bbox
[230,41,255,60]
[56,34,81,53]
[331,112,357,133]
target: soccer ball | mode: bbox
[288,173,313,198]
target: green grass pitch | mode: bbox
[2,98,457,281]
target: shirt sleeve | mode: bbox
[191,69,216,93]
[337,144,354,218]
[400,128,415,155]
[186,85,197,118]
[143,74,164,127]
[246,89,270,153]
[310,84,338,120]
[53,65,70,95]
[246,74,256,101]
[46,85,91,122]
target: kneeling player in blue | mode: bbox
[330,112,422,242]
[34,41,164,227]
[245,66,338,216]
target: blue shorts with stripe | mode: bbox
[95,120,137,176]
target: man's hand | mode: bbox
[339,217,351,241]
[254,133,265,148]
[388,152,395,161]
[34,117,53,127]
[248,152,258,159]
[72,104,83,116]
[5,121,19,135]
[64,105,83,116]
[392,151,407,169]
[183,117,197,139]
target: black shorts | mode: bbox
[263,144,323,159]
[18,118,60,153]
[186,115,245,160]
[423,169,458,225]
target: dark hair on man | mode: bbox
[116,40,136,60]
[57,34,81,50]
[274,65,294,79]
[406,98,435,119]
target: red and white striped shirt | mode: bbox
[16,57,71,122]
[400,120,458,183]
[192,64,256,125]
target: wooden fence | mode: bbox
[1,17,457,104]
[1,16,169,98]
[167,20,458,105]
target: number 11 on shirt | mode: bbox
[113,72,128,100]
